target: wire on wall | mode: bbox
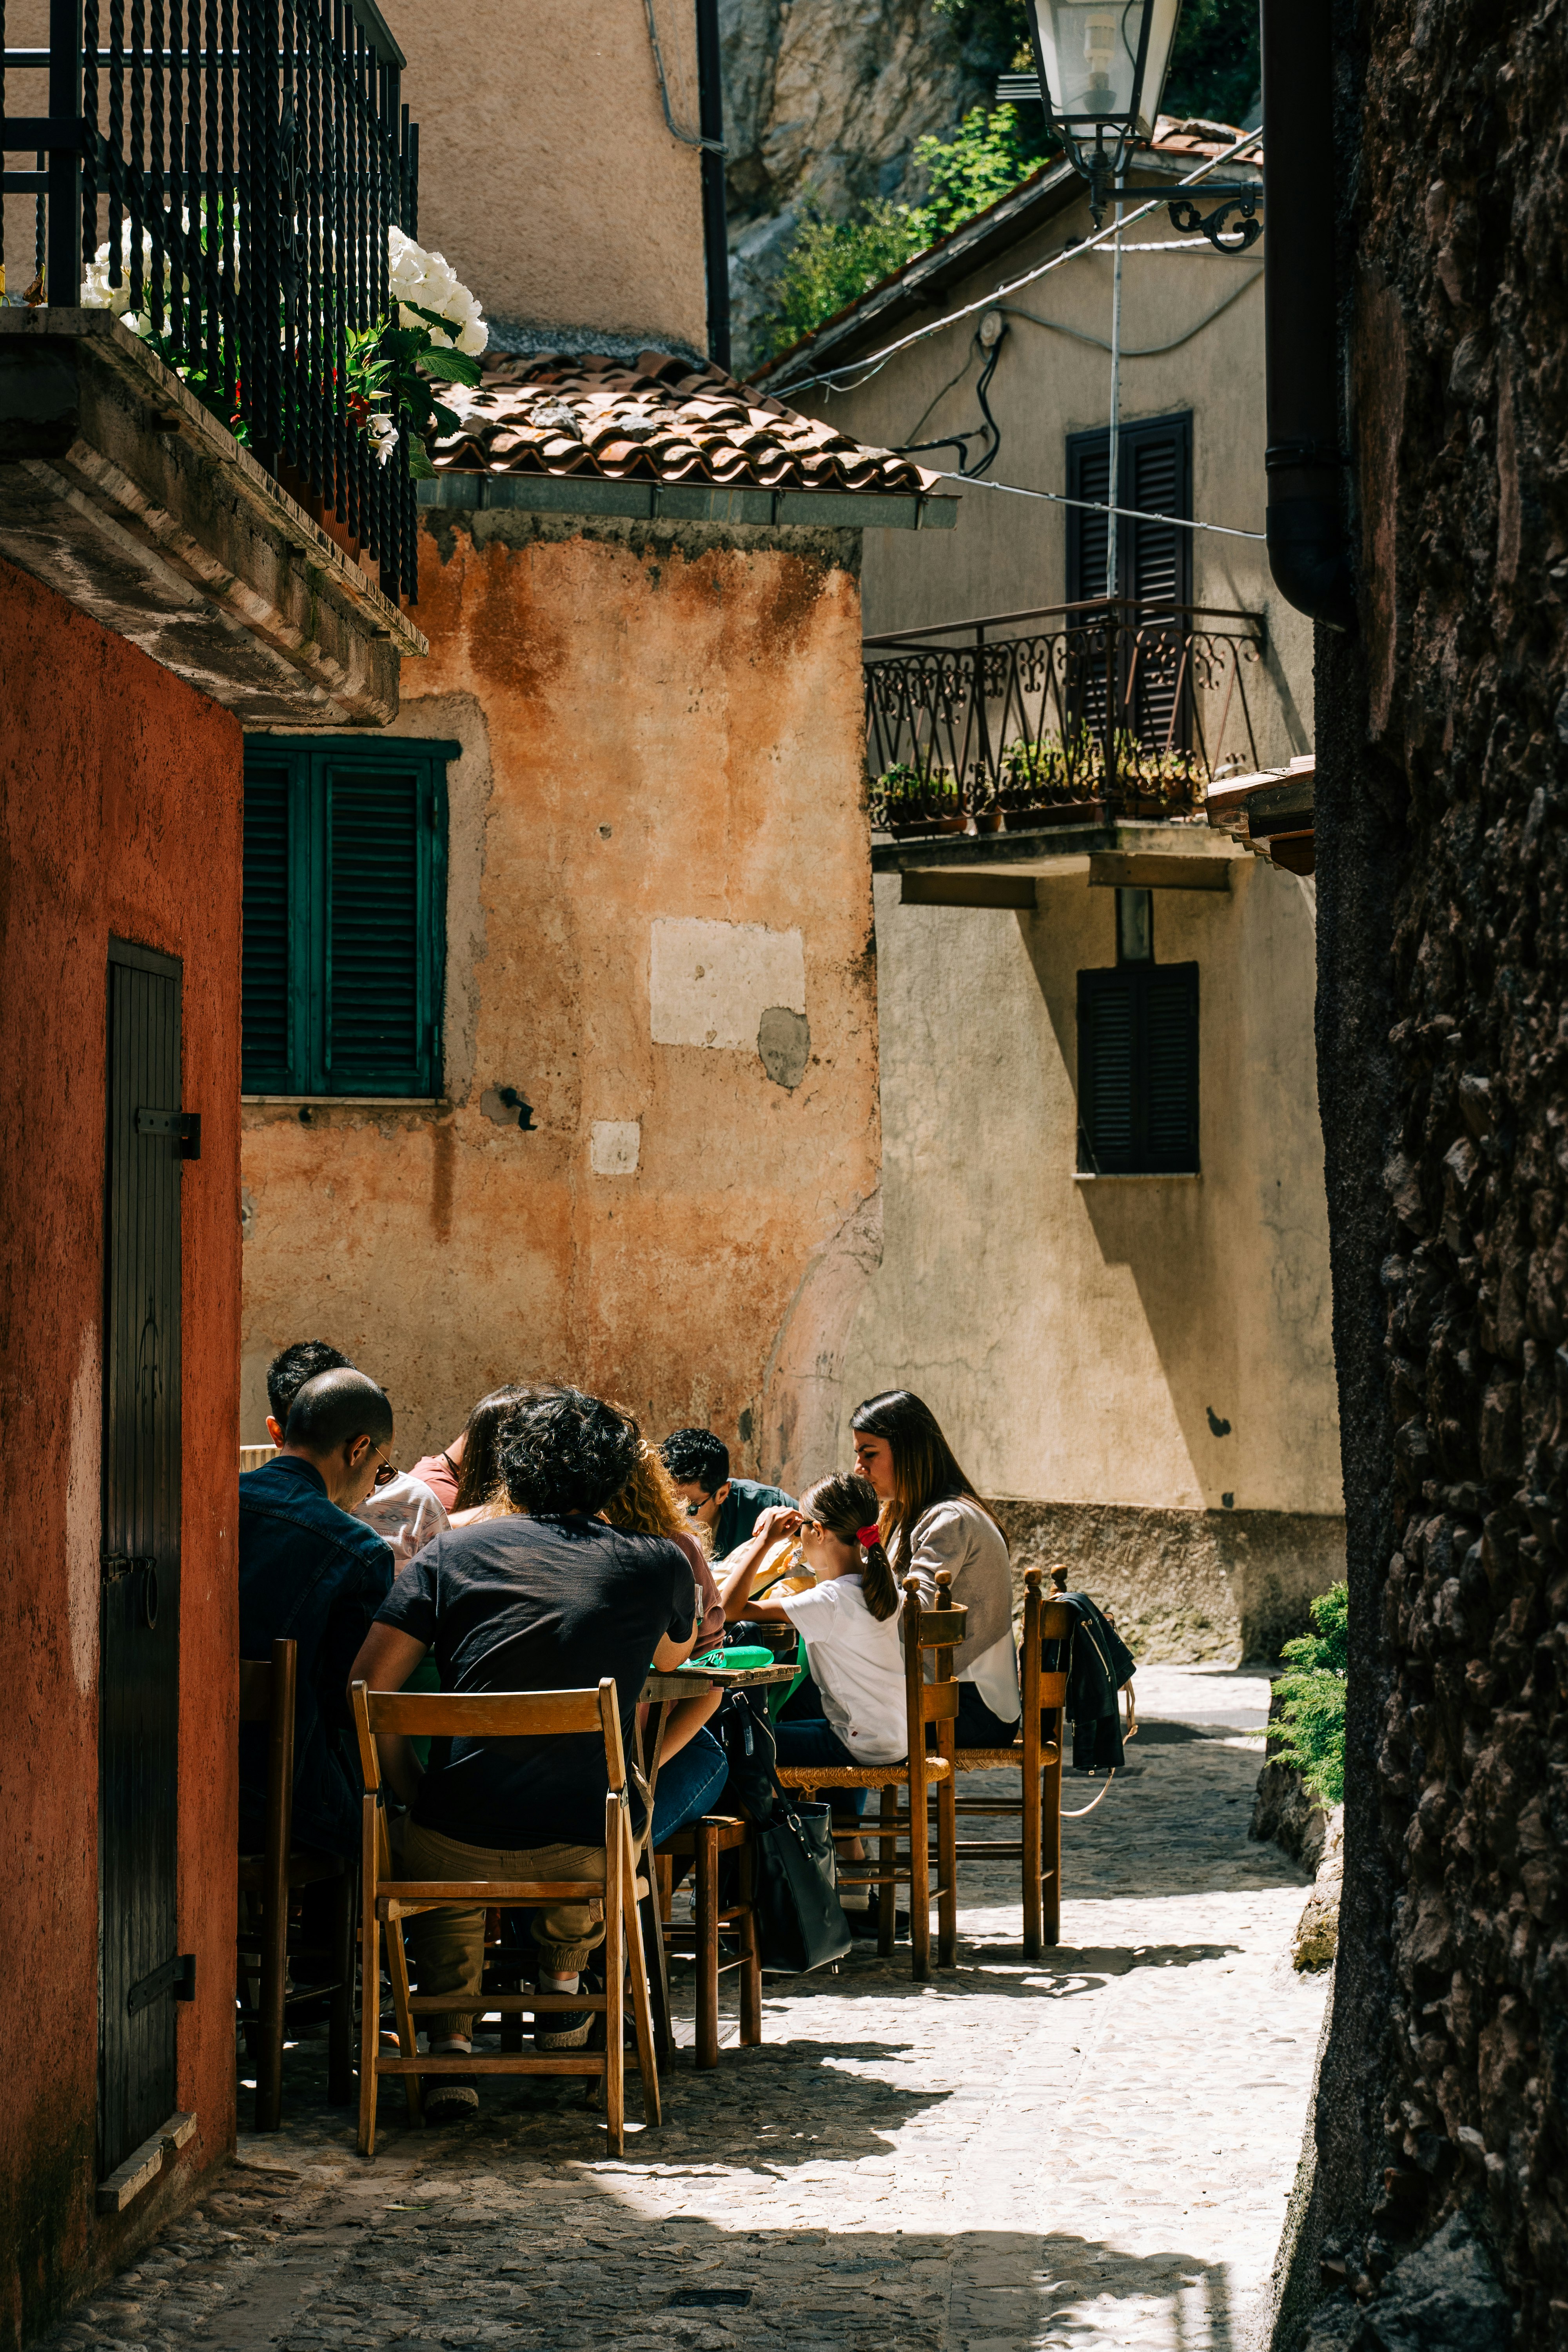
[643,0,726,153]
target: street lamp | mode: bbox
[1022,0,1261,247]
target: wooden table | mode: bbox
[635,1660,796,2062]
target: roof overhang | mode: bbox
[418,475,956,532]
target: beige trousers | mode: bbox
[399,1819,608,2042]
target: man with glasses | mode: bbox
[261,1338,447,1564]
[239,1367,401,1860]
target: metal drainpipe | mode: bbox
[1262,0,1354,629]
[695,0,731,374]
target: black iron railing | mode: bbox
[2,0,419,599]
[863,598,1266,835]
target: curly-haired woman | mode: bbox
[349,1386,699,2103]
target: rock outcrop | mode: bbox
[719,0,999,368]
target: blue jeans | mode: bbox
[650,1726,730,1847]
[774,1716,869,1818]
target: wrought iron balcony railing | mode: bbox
[862,598,1267,836]
[2,0,420,600]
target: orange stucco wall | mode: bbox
[240,512,880,1479]
[0,557,242,2347]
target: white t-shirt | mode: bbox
[353,1471,449,1566]
[778,1573,908,1764]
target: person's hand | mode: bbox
[755,1506,801,1541]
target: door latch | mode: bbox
[135,1107,201,1159]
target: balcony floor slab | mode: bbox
[0,309,426,725]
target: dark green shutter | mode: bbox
[1078,970,1136,1171]
[241,763,293,1093]
[1078,961,1199,1173]
[1145,965,1199,1170]
[325,762,426,1094]
[241,738,454,1098]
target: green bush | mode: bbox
[1267,1582,1348,1808]
[759,105,1050,358]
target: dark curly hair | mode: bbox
[660,1426,730,1494]
[500,1388,639,1518]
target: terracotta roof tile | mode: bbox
[429,350,940,499]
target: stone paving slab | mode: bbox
[38,1672,1326,2352]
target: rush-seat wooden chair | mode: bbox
[237,1639,357,2131]
[654,1815,763,2068]
[350,1679,660,2159]
[776,1570,965,1981]
[926,1567,1074,1958]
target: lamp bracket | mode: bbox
[1104,181,1262,254]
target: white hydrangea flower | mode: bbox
[365,409,400,467]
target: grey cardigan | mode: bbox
[890,1495,1013,1675]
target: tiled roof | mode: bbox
[430,350,940,498]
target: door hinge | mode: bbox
[126,1953,196,2016]
[100,1552,154,1584]
[136,1107,201,1159]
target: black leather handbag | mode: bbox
[713,1690,850,1974]
[750,1798,852,1975]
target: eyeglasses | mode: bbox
[371,1443,397,1488]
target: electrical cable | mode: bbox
[998,267,1260,358]
[968,330,1003,475]
[926,466,1267,541]
[891,327,1002,477]
[642,0,725,153]
[768,125,1263,398]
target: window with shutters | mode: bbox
[1076,962,1200,1174]
[241,738,455,1098]
[1065,412,1194,753]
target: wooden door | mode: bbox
[100,940,184,2173]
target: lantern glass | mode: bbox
[1029,0,1182,137]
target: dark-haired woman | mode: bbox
[850,1388,1021,1746]
[410,1385,531,1518]
[720,1475,908,1770]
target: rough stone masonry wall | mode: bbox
[1280,0,1568,2341]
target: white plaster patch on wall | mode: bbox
[649,916,806,1051]
[590,1120,642,1176]
[66,1325,101,1697]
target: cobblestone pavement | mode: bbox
[44,1668,1328,2352]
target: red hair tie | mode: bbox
[856,1524,881,1548]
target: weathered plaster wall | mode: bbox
[843,856,1343,1660]
[0,555,241,2348]
[381,0,708,359]
[240,512,879,1470]
[1270,2,1568,2343]
[795,176,1312,775]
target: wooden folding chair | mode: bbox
[654,1815,763,2068]
[776,1569,965,1980]
[350,1678,660,2159]
[237,1639,356,2130]
[925,1567,1072,1958]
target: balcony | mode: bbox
[1,0,427,720]
[863,598,1267,841]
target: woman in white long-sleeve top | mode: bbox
[849,1388,1022,1746]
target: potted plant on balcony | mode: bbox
[875,763,969,838]
[998,735,1103,829]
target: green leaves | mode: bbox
[1267,1581,1349,1808]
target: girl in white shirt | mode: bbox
[719,1474,908,1769]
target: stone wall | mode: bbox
[993,1500,1347,1665]
[1277,0,1568,2341]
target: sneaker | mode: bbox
[422,2080,479,2123]
[535,1972,598,2051]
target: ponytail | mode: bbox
[800,1472,901,1623]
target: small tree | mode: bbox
[1267,1582,1348,1808]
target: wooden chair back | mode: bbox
[1021,1569,1073,1724]
[348,1677,656,2159]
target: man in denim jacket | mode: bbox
[239,1368,397,1858]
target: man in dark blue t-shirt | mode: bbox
[239,1368,397,1859]
[350,1388,697,2086]
[660,1426,795,1560]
